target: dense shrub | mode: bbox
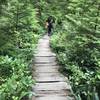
[50,1,100,99]
[50,27,100,100]
[0,0,43,99]
[0,56,35,100]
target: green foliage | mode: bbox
[0,55,36,100]
[0,0,100,99]
[0,73,34,100]
[51,30,100,100]
[50,0,100,98]
[0,0,43,100]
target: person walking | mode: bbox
[45,16,53,36]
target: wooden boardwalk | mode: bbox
[32,35,74,100]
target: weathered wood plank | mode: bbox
[32,35,74,100]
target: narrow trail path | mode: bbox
[32,35,74,100]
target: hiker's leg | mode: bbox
[48,28,51,36]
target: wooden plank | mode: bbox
[32,35,75,100]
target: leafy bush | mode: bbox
[0,74,34,100]
[50,30,100,100]
[0,0,43,99]
[0,54,36,99]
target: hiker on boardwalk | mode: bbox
[45,16,54,36]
